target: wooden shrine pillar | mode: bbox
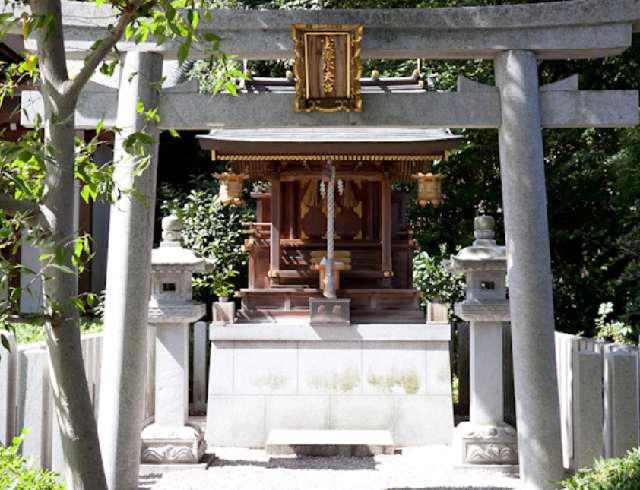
[269,172,281,285]
[381,171,393,286]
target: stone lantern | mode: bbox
[447,215,517,467]
[141,215,207,464]
[412,172,443,207]
[214,171,248,205]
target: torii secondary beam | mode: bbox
[20,79,638,130]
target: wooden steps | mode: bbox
[265,429,395,457]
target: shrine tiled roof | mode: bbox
[200,127,461,144]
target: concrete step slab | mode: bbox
[266,429,395,457]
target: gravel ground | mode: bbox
[141,446,520,490]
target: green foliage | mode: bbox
[594,302,635,345]
[0,429,65,490]
[206,266,239,299]
[7,317,103,345]
[563,448,640,490]
[188,55,246,95]
[412,249,465,313]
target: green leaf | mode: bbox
[49,263,75,275]
[224,80,238,96]
[177,40,191,66]
[125,22,135,41]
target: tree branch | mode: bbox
[0,194,38,214]
[0,193,42,220]
[64,4,141,100]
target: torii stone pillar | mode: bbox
[494,50,565,488]
[98,51,163,490]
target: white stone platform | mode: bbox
[206,322,454,447]
[266,429,395,456]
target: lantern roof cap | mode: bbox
[447,215,506,272]
[151,214,206,270]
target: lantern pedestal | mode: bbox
[453,422,518,467]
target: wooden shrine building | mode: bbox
[198,127,461,324]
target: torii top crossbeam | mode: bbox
[25,0,640,60]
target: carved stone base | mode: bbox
[453,422,518,465]
[141,424,205,464]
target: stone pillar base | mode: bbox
[141,424,205,464]
[453,422,518,465]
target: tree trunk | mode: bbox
[31,0,108,488]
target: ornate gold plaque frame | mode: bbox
[292,24,363,113]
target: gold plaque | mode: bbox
[292,24,363,112]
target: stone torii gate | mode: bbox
[21,1,640,488]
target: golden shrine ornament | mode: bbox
[412,172,444,207]
[291,24,363,113]
[214,172,248,205]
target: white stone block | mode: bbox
[233,341,297,395]
[155,325,189,427]
[426,341,453,396]
[17,348,50,469]
[266,396,330,431]
[572,350,603,470]
[469,322,503,426]
[206,395,266,447]
[604,349,640,458]
[192,321,209,413]
[299,341,362,394]
[0,333,16,445]
[205,330,455,448]
[210,341,234,394]
[330,396,395,431]
[395,395,454,446]
[363,341,426,395]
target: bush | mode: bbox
[0,430,64,489]
[5,317,102,345]
[164,186,254,303]
[563,448,640,490]
[412,249,464,314]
